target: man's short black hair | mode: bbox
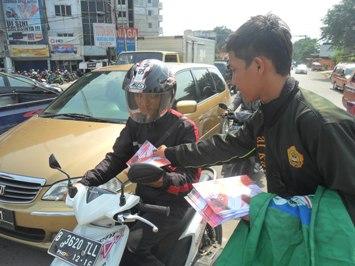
[226,14,292,76]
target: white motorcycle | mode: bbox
[47,154,222,266]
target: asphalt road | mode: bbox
[293,70,345,110]
[0,70,344,265]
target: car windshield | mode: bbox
[214,62,228,76]
[117,52,163,64]
[344,67,355,76]
[41,71,129,123]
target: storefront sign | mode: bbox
[116,27,138,53]
[3,0,46,44]
[117,27,138,39]
[93,23,116,48]
[116,39,136,54]
[10,45,49,57]
[49,37,77,54]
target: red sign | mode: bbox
[117,27,138,39]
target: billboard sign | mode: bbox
[3,0,46,44]
[93,23,116,48]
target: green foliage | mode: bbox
[213,26,233,53]
[293,37,319,63]
[332,48,355,63]
[321,0,355,53]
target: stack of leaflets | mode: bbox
[126,140,171,168]
[185,175,262,227]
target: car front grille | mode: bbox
[0,172,46,203]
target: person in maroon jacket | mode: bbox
[78,59,200,266]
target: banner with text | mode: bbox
[93,23,116,48]
[10,45,49,58]
[49,37,82,60]
[3,0,46,44]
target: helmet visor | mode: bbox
[126,91,174,123]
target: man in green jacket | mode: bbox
[155,13,355,224]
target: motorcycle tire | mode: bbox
[211,224,222,245]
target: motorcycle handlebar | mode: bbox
[137,203,170,217]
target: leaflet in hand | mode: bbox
[185,175,262,227]
[126,140,171,168]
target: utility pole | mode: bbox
[111,0,118,30]
[0,2,13,73]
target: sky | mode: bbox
[160,0,342,41]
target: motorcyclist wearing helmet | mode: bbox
[230,90,260,114]
[79,59,200,266]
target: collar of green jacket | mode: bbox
[260,77,299,127]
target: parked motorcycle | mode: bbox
[47,155,222,266]
[48,74,64,85]
[219,103,261,178]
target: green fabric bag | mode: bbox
[216,187,355,266]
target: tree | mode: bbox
[321,0,355,53]
[293,37,319,63]
[213,26,233,55]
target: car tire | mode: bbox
[332,82,338,90]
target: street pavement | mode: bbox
[0,70,345,265]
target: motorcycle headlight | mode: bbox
[42,177,122,201]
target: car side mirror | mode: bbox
[49,154,61,169]
[175,100,197,114]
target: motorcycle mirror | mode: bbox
[48,154,76,196]
[49,154,61,169]
[218,103,228,110]
[128,163,164,184]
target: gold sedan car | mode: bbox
[0,63,230,248]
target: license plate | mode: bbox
[0,208,15,230]
[48,229,102,266]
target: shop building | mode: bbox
[1,0,50,71]
[46,0,84,71]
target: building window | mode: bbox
[148,0,152,3]
[55,5,72,16]
[81,0,113,45]
[128,0,133,9]
[97,2,104,11]
[57,33,74,37]
[148,23,152,28]
[148,10,152,16]
[118,11,126,17]
[118,0,126,5]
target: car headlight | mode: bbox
[42,178,81,201]
[42,177,122,201]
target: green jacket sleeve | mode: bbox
[299,115,355,222]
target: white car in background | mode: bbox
[295,64,308,74]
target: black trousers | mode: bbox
[120,205,188,266]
